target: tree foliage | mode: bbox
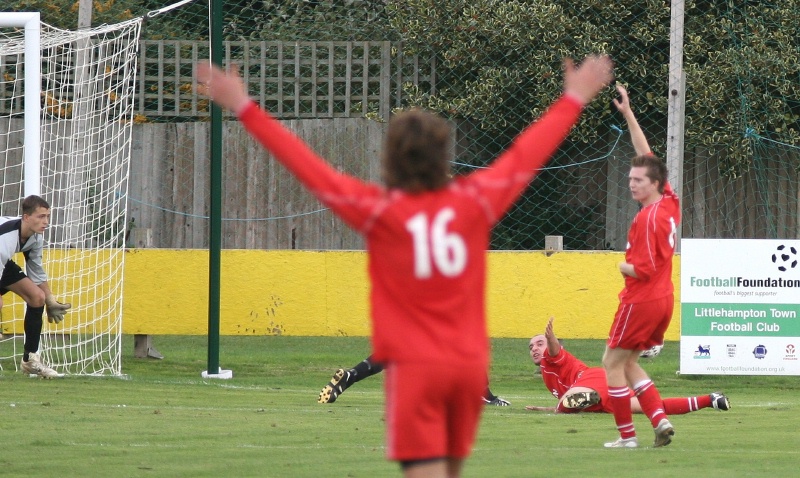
[3,0,207,40]
[224,0,394,41]
[4,0,140,29]
[387,0,671,157]
[8,0,800,176]
[385,0,800,176]
[684,0,800,176]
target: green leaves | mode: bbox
[684,1,800,175]
[388,1,800,177]
[388,1,668,151]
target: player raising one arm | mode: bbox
[525,317,730,415]
[197,56,613,478]
[601,84,681,449]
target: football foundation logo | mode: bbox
[771,244,798,272]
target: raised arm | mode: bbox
[612,84,651,156]
[195,62,380,230]
[544,316,561,357]
[195,63,251,115]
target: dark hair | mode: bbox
[381,109,452,193]
[631,154,667,194]
[22,195,50,216]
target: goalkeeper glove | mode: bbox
[45,294,72,324]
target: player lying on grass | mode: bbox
[525,318,730,415]
[319,354,510,406]
[197,54,613,478]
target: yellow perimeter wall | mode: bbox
[122,249,681,340]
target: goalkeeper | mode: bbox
[0,195,71,378]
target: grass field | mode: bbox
[0,335,797,477]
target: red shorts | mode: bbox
[384,360,486,461]
[607,295,673,351]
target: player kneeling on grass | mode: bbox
[525,318,730,417]
[0,195,72,378]
[197,55,612,478]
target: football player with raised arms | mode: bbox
[601,84,681,448]
[197,55,613,477]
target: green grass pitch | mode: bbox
[0,335,797,477]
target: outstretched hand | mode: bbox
[544,316,561,355]
[544,316,556,342]
[563,55,614,105]
[195,62,252,115]
[612,83,632,115]
[610,82,651,155]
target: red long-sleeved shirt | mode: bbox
[540,346,589,400]
[238,95,584,364]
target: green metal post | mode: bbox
[207,0,223,375]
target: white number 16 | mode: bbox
[406,208,467,279]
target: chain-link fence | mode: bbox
[20,0,800,250]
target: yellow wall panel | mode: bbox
[121,249,681,340]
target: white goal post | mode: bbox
[0,13,41,196]
[0,14,143,375]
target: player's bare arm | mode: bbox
[618,262,638,278]
[613,84,651,156]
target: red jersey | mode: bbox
[619,182,680,303]
[540,348,625,413]
[238,96,584,364]
[539,347,590,400]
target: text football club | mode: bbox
[680,239,800,376]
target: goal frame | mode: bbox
[0,12,40,196]
[1,13,143,376]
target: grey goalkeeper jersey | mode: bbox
[0,216,47,284]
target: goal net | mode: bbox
[0,14,142,375]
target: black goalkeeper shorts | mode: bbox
[0,260,27,295]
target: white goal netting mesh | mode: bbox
[0,18,142,375]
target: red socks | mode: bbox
[608,386,636,438]
[662,395,712,415]
[634,380,668,427]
